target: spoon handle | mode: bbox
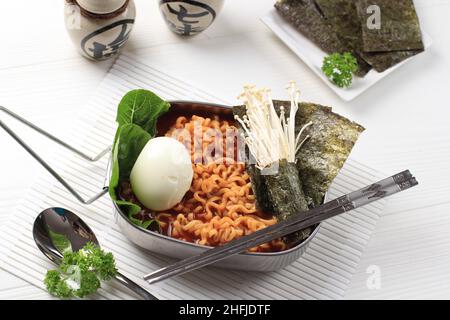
[114,272,158,300]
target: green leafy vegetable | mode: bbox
[116,89,170,136]
[322,52,358,88]
[109,124,153,228]
[109,89,170,230]
[44,242,117,299]
[115,124,151,180]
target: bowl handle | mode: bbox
[0,105,110,205]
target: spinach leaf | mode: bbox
[116,89,170,136]
[109,123,155,228]
[116,124,151,180]
[110,90,170,231]
[109,123,150,200]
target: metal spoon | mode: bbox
[33,207,158,300]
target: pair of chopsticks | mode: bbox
[144,170,418,284]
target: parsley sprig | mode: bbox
[322,52,358,88]
[44,242,117,299]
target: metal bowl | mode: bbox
[113,101,321,271]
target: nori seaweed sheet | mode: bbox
[362,49,422,72]
[312,0,423,73]
[233,101,364,245]
[356,0,424,52]
[313,0,371,77]
[280,100,365,207]
[245,164,274,213]
[275,0,424,74]
[233,101,364,210]
[233,105,309,218]
[275,0,371,77]
[314,0,360,48]
[264,159,310,221]
[275,0,342,54]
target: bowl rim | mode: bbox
[112,100,322,257]
[114,200,321,257]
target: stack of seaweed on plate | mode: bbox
[233,82,364,245]
[275,0,425,74]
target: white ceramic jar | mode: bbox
[159,0,224,36]
[64,0,136,60]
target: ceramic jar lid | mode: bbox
[76,0,127,14]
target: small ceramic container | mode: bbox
[159,0,224,36]
[64,0,136,60]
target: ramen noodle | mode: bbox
[121,115,287,252]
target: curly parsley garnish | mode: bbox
[322,52,358,88]
[44,242,117,299]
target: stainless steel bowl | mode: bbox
[113,101,321,271]
[2,102,321,271]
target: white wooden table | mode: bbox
[1,0,449,299]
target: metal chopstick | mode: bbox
[144,170,413,282]
[144,171,418,284]
[147,170,413,281]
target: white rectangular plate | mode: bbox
[261,9,432,101]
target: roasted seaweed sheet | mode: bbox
[275,0,371,77]
[284,100,365,207]
[233,101,364,210]
[233,101,364,245]
[362,49,422,72]
[245,164,274,213]
[264,160,310,221]
[244,161,312,244]
[313,0,418,73]
[357,0,424,52]
[314,0,360,48]
[233,106,309,217]
[275,0,342,54]
[313,0,372,77]
[275,0,424,74]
